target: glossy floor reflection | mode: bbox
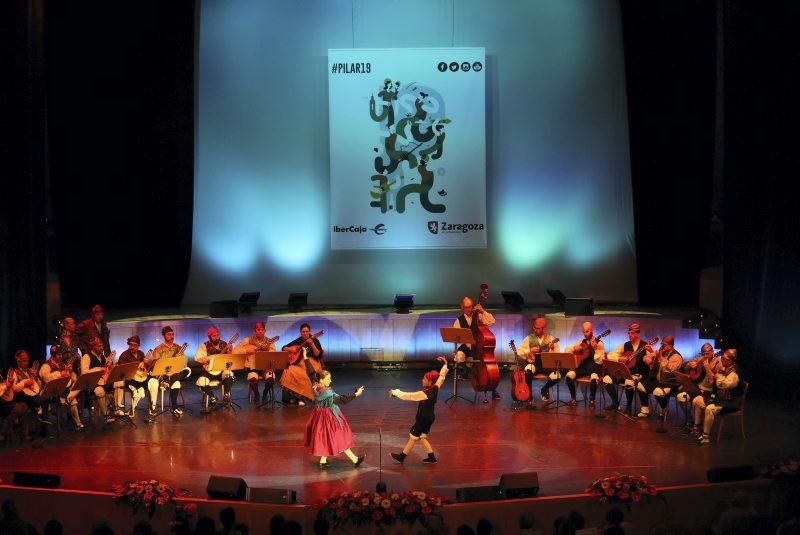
[1,370,797,504]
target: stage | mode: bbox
[1,369,797,505]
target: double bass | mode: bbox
[469,283,500,394]
[508,340,530,402]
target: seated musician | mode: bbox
[234,321,277,403]
[602,323,654,412]
[676,342,718,424]
[115,335,153,418]
[1,368,30,442]
[39,345,84,430]
[691,348,743,444]
[565,322,605,407]
[453,296,500,400]
[80,337,116,424]
[280,323,323,406]
[516,316,560,407]
[194,326,235,404]
[636,335,682,419]
[151,326,191,417]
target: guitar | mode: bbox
[508,340,531,402]
[620,337,659,370]
[685,350,723,381]
[240,335,281,369]
[1,370,15,402]
[573,329,611,367]
[134,349,155,382]
[98,351,117,385]
[286,331,325,366]
[204,333,241,375]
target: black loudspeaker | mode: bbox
[565,298,594,316]
[707,465,758,483]
[206,476,247,500]
[455,485,503,503]
[13,471,61,488]
[499,472,540,499]
[209,300,239,318]
[247,487,297,504]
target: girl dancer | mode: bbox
[389,356,448,464]
[304,369,365,468]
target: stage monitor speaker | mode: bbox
[455,485,503,503]
[13,471,61,488]
[707,465,758,483]
[247,487,297,504]
[565,298,594,316]
[499,471,540,499]
[209,300,239,318]
[206,476,247,500]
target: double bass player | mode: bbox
[452,296,500,400]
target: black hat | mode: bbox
[161,326,173,336]
[50,345,62,356]
[127,335,141,345]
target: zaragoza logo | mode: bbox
[427,221,439,234]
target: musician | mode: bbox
[39,345,84,430]
[280,323,324,406]
[76,304,111,356]
[453,296,500,400]
[676,343,718,423]
[81,337,116,423]
[151,326,191,417]
[58,316,81,375]
[195,326,235,404]
[565,322,606,407]
[637,335,682,419]
[691,348,743,444]
[389,356,449,465]
[516,316,560,406]
[234,321,277,403]
[115,335,152,417]
[1,369,30,442]
[602,323,654,412]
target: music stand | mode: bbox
[38,376,71,439]
[149,355,188,422]
[539,352,575,412]
[210,353,247,413]
[440,327,475,405]
[252,351,291,409]
[106,362,142,428]
[672,371,701,431]
[603,360,638,422]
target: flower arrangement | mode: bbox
[585,474,659,509]
[111,479,190,518]
[317,490,447,529]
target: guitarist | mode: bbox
[637,335,682,419]
[151,326,192,417]
[565,322,606,407]
[516,316,560,407]
[235,321,278,403]
[80,337,116,424]
[40,345,84,430]
[195,326,236,405]
[115,335,152,418]
[452,296,500,400]
[676,343,718,423]
[602,323,654,412]
[281,323,324,405]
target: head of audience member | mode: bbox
[456,525,476,535]
[269,514,286,534]
[44,519,64,535]
[313,516,330,535]
[519,513,535,530]
[283,520,302,535]
[476,517,493,535]
[606,507,624,526]
[132,521,153,535]
[219,506,235,528]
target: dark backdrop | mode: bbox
[2,1,797,397]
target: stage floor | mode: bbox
[1,370,796,504]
